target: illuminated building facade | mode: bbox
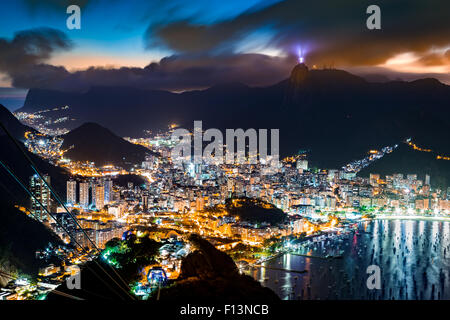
[79,181,89,209]
[94,185,105,209]
[66,179,77,205]
[104,178,113,204]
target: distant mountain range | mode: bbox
[17,64,450,169]
[61,122,155,169]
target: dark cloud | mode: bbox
[10,64,70,89]
[0,28,72,88]
[149,22,238,53]
[16,53,297,91]
[2,2,449,93]
[143,53,297,89]
[0,27,297,91]
[416,52,449,66]
[148,0,450,67]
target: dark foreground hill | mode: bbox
[46,234,279,301]
[61,122,154,169]
[0,104,35,141]
[358,143,450,189]
[0,200,63,286]
[154,234,279,301]
[18,65,450,169]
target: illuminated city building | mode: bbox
[66,179,77,205]
[104,178,113,204]
[79,181,89,209]
[95,185,105,210]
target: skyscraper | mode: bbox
[104,178,113,204]
[67,179,77,205]
[30,174,51,222]
[95,185,105,209]
[79,181,89,209]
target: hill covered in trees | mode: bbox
[224,197,287,225]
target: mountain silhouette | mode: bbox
[61,122,154,169]
[17,65,450,169]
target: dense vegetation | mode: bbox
[152,234,279,301]
[103,234,161,283]
[225,197,287,225]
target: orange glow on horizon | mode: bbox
[49,53,157,71]
[380,50,450,75]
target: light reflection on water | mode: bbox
[250,219,450,300]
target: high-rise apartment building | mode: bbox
[79,181,89,209]
[95,185,105,209]
[67,179,77,205]
[30,174,51,222]
[104,178,113,204]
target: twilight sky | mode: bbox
[0,0,449,101]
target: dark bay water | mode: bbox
[249,219,450,300]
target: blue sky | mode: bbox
[0,0,280,73]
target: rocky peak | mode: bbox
[289,63,309,86]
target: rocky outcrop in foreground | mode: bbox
[156,234,280,301]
